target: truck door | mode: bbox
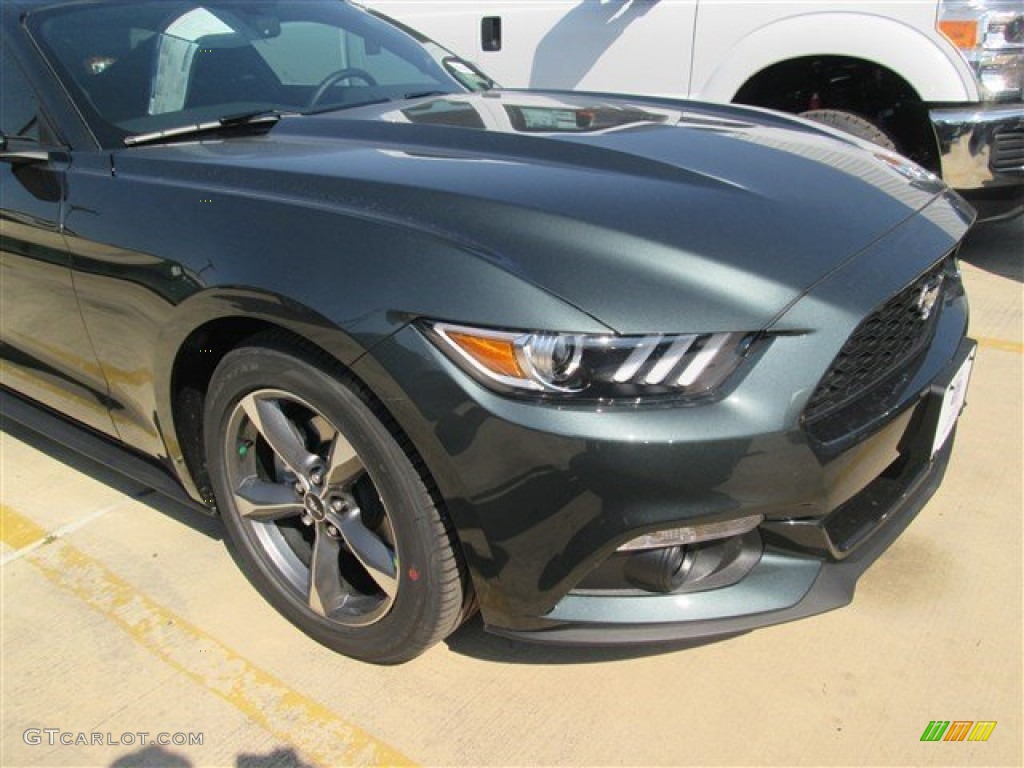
[366,1,697,97]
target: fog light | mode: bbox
[617,514,763,551]
[625,545,688,593]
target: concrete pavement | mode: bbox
[2,218,1021,767]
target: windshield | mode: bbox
[27,0,482,146]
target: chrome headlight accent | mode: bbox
[873,150,944,189]
[522,332,585,390]
[425,322,758,401]
[939,0,1024,101]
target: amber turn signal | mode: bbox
[444,331,525,379]
[939,19,979,49]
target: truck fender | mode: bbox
[693,12,977,104]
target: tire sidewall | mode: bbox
[798,108,898,152]
[204,345,455,663]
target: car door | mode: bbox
[0,42,118,437]
[365,0,696,97]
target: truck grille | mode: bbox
[804,259,951,440]
[991,129,1024,173]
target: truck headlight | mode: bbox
[425,322,759,401]
[939,0,1024,101]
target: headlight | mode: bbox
[939,0,1024,101]
[425,322,758,401]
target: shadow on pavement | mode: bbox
[110,745,192,768]
[109,744,314,768]
[444,613,746,665]
[959,217,1023,283]
[0,417,223,542]
[236,747,315,768]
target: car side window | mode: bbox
[1,47,43,141]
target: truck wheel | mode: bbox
[799,109,898,152]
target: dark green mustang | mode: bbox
[1,0,976,662]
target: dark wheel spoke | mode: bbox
[332,508,398,598]
[240,393,318,480]
[326,434,365,489]
[235,476,303,521]
[308,524,344,617]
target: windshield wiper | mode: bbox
[403,90,450,100]
[302,98,391,115]
[302,92,453,117]
[124,109,290,147]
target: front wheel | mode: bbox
[798,109,898,152]
[204,340,465,664]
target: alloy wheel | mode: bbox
[222,388,398,626]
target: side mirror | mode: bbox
[0,132,53,164]
[442,57,496,92]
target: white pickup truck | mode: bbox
[363,0,1023,221]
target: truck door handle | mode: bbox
[481,16,502,51]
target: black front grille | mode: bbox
[804,259,951,437]
[991,129,1024,173]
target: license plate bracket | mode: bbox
[930,342,976,458]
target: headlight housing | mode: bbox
[939,0,1024,101]
[425,322,758,402]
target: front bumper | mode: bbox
[492,339,972,644]
[354,193,973,643]
[930,103,1024,219]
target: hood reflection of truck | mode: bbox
[364,0,1024,222]
[379,91,694,134]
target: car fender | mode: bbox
[125,184,611,501]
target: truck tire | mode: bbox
[799,109,898,152]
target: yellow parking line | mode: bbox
[977,336,1024,354]
[0,505,415,768]
[1,502,124,565]
[1,504,52,550]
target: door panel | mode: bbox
[0,46,117,436]
[62,165,199,460]
[365,1,696,97]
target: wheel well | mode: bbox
[733,56,940,173]
[169,320,446,519]
[169,318,476,620]
[171,318,277,504]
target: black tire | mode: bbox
[204,339,465,664]
[798,109,898,152]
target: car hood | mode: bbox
[121,91,970,333]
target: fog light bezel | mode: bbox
[616,514,764,552]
